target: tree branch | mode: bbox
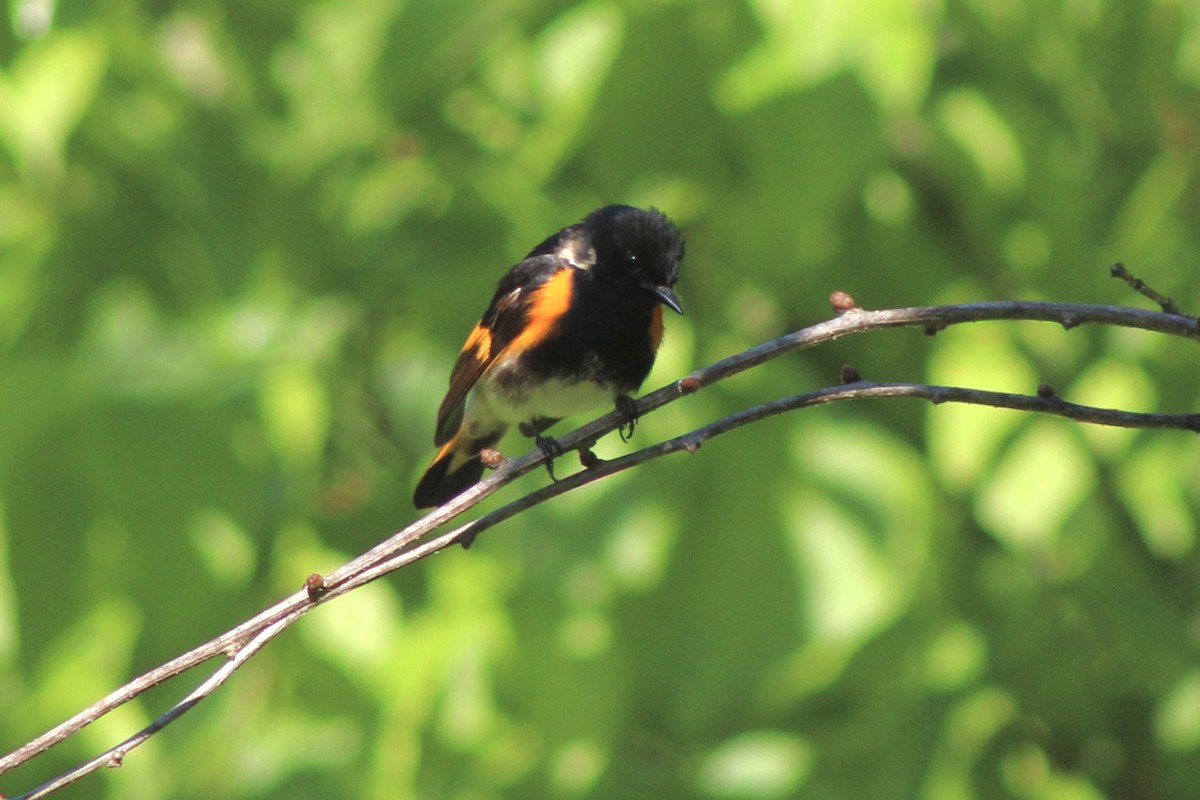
[3,297,1197,798]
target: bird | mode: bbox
[413,204,685,508]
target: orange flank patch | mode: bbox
[461,323,492,361]
[509,269,574,352]
[649,305,664,351]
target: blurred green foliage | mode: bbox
[2,0,1200,798]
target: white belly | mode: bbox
[460,354,616,439]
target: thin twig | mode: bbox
[1109,262,1189,316]
[4,298,1199,798]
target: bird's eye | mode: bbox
[624,252,639,269]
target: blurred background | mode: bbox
[2,0,1200,797]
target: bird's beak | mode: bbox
[652,285,684,315]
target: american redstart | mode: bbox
[413,205,685,508]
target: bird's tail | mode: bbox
[413,429,505,509]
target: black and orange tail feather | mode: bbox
[413,431,504,509]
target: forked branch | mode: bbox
[3,293,1198,799]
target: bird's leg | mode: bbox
[520,417,564,482]
[534,434,563,482]
[615,395,639,442]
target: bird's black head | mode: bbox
[583,205,685,314]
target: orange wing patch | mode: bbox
[461,323,492,362]
[434,322,494,445]
[433,271,574,446]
